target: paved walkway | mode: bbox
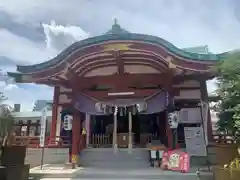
[30,164,213,180]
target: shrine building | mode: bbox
[8,21,227,165]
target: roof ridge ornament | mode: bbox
[114,18,118,25]
[105,18,129,35]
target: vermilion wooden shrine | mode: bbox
[8,21,227,167]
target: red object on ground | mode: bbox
[161,150,190,173]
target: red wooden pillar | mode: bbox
[50,86,60,143]
[71,109,81,169]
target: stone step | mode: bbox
[80,148,149,168]
[72,168,212,180]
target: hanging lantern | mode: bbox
[63,114,73,131]
[168,111,180,129]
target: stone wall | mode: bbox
[25,148,68,168]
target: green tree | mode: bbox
[0,92,14,140]
[215,52,240,140]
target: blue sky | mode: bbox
[0,0,240,111]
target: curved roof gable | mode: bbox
[17,21,227,74]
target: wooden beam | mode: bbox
[61,87,204,101]
[64,88,181,100]
[35,73,211,90]
[73,73,208,90]
[73,89,161,100]
[36,79,69,87]
[71,73,173,89]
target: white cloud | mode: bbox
[1,83,53,111]
[0,20,89,111]
[0,29,57,64]
[42,20,90,51]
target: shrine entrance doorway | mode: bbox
[89,110,167,148]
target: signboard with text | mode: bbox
[184,126,207,156]
[161,150,190,173]
[39,107,47,147]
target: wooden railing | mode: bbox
[89,133,156,148]
[13,136,71,148]
[89,134,111,148]
[10,133,188,148]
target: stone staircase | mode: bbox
[79,148,150,169]
[77,148,213,179]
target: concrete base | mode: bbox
[128,144,133,154]
[30,164,83,178]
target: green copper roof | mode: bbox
[7,72,23,82]
[182,45,209,54]
[15,21,229,74]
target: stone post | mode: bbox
[128,111,133,153]
[113,106,118,153]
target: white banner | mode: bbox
[39,107,47,147]
[63,114,73,131]
[184,127,207,156]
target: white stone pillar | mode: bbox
[113,107,118,153]
[85,113,91,147]
[128,111,133,153]
[55,106,62,141]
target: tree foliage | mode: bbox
[215,52,240,139]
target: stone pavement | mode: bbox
[30,164,213,180]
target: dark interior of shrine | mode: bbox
[88,98,204,148]
[90,111,168,146]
